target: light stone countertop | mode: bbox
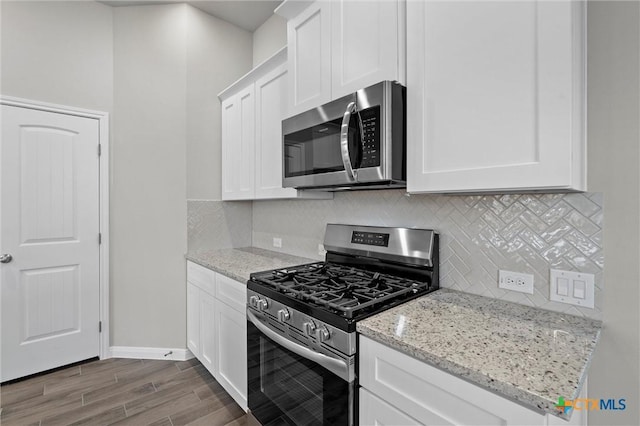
[357,288,602,420]
[186,247,315,283]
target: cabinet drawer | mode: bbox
[187,261,216,296]
[359,388,420,426]
[216,273,247,312]
[359,336,544,426]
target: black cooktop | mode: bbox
[249,260,437,331]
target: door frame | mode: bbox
[1,95,111,360]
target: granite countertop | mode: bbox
[357,288,602,420]
[186,247,315,283]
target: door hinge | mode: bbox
[99,321,102,333]
[99,233,102,244]
[98,144,102,157]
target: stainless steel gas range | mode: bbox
[246,224,439,426]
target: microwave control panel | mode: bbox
[359,106,380,168]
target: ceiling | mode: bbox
[99,0,282,32]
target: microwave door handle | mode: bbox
[247,308,351,381]
[340,101,357,181]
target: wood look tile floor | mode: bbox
[0,358,248,426]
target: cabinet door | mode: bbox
[360,388,421,426]
[255,63,298,199]
[359,336,545,426]
[199,290,217,376]
[186,282,200,357]
[221,86,255,200]
[406,0,585,193]
[216,301,248,411]
[331,0,405,99]
[287,0,332,115]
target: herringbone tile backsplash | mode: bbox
[252,190,604,320]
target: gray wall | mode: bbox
[2,1,253,349]
[113,3,252,347]
[252,13,287,67]
[586,2,639,425]
[0,0,113,112]
[186,6,252,200]
[112,4,188,348]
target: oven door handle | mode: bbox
[340,101,358,182]
[247,308,351,381]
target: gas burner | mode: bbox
[251,261,431,319]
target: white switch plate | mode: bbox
[549,269,595,309]
[498,270,534,294]
[273,237,282,248]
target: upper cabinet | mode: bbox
[219,48,332,201]
[278,0,406,116]
[406,0,586,193]
[221,86,255,200]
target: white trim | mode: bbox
[0,95,111,361]
[110,346,195,361]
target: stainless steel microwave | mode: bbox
[282,81,406,191]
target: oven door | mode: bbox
[247,309,354,426]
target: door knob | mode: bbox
[0,254,13,263]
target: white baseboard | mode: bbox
[109,346,195,361]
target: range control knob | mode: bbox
[257,299,269,311]
[277,309,290,322]
[303,321,316,336]
[249,296,259,308]
[316,326,330,342]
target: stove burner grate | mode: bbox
[253,262,427,318]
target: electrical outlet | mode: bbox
[318,244,327,256]
[498,270,534,294]
[273,237,282,248]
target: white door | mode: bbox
[1,105,101,382]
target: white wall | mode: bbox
[0,0,113,112]
[252,13,287,67]
[186,6,252,200]
[586,2,640,425]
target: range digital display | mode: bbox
[351,231,390,247]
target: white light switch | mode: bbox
[557,278,569,296]
[573,280,586,299]
[549,269,595,309]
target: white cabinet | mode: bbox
[278,0,406,116]
[221,86,255,200]
[199,292,216,374]
[330,0,405,100]
[219,48,332,201]
[186,261,248,411]
[406,0,586,193]
[215,299,247,408]
[287,0,332,114]
[186,282,200,357]
[255,63,298,199]
[360,388,420,426]
[359,336,586,426]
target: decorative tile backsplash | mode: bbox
[253,190,603,320]
[187,200,252,251]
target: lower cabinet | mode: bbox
[359,336,586,426]
[187,261,247,411]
